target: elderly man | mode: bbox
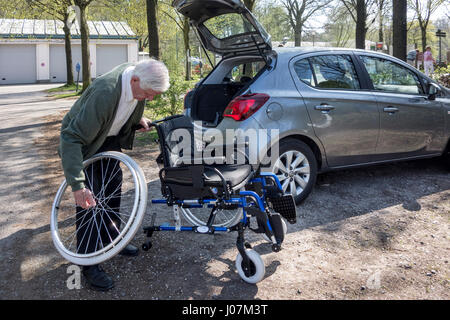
[59,59,170,291]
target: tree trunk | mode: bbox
[146,0,160,60]
[378,2,384,42]
[294,25,302,47]
[420,26,427,54]
[355,0,367,49]
[78,4,91,91]
[63,20,75,86]
[183,17,191,81]
[392,0,407,61]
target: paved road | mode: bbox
[0,84,73,240]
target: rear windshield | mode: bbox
[203,13,256,39]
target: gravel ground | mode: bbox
[0,111,449,300]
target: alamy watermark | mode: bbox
[66,265,81,290]
[167,121,280,167]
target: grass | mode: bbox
[47,83,81,93]
[135,129,159,147]
[47,83,83,99]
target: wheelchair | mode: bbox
[51,115,297,284]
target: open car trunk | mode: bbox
[173,0,273,126]
[188,56,268,126]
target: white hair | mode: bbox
[132,58,170,92]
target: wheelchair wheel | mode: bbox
[51,151,147,266]
[262,217,287,243]
[236,249,265,284]
[180,205,243,228]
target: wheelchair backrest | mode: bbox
[155,115,197,168]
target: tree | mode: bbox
[281,0,333,46]
[408,0,445,53]
[375,0,390,43]
[158,1,191,79]
[73,0,94,91]
[323,5,355,47]
[88,0,149,52]
[340,0,377,49]
[392,0,407,60]
[147,0,160,60]
[254,2,291,41]
[26,0,76,86]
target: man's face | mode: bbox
[130,76,162,101]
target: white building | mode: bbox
[0,19,139,85]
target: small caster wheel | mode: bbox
[142,241,152,251]
[235,249,265,284]
[272,243,281,252]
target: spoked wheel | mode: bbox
[235,249,265,284]
[180,204,243,228]
[51,152,147,266]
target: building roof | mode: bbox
[0,18,137,40]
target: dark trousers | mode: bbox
[76,136,122,254]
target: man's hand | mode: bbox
[137,117,153,133]
[73,188,97,209]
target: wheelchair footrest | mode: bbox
[267,195,297,224]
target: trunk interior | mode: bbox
[189,56,267,126]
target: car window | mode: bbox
[293,55,361,90]
[203,13,256,39]
[293,59,314,86]
[224,60,265,83]
[359,56,424,95]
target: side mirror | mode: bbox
[428,83,440,101]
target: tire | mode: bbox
[235,249,265,284]
[443,150,450,171]
[269,139,317,205]
[51,152,147,266]
[262,216,287,243]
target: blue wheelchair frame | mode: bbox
[148,172,283,234]
[137,115,295,279]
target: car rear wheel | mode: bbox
[270,139,317,205]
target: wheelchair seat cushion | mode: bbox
[162,164,252,188]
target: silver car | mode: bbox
[174,0,450,204]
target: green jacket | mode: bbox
[59,63,145,192]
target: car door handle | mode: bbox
[383,107,399,113]
[314,104,335,112]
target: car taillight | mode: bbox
[223,93,270,121]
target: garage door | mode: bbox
[0,44,36,84]
[50,44,83,83]
[96,44,127,77]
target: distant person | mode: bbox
[416,50,424,69]
[406,49,419,67]
[423,46,435,76]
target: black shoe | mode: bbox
[82,265,114,292]
[119,244,139,257]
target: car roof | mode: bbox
[272,46,413,70]
[273,46,391,60]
